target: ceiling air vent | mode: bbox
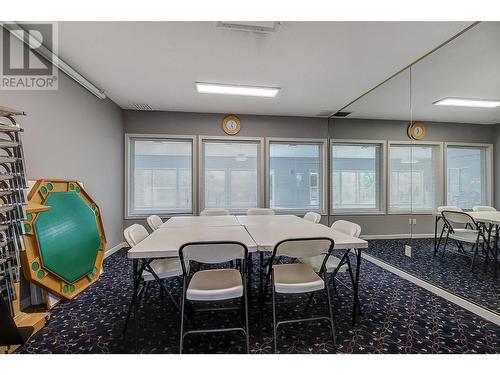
[216,21,281,33]
[316,110,335,117]
[130,103,154,111]
[332,111,352,117]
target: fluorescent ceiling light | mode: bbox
[433,97,500,108]
[196,82,280,98]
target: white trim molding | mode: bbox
[104,242,128,259]
[360,233,434,240]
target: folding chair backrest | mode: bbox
[179,241,248,268]
[472,205,496,212]
[303,212,321,223]
[331,220,361,238]
[441,210,476,227]
[274,237,334,259]
[199,208,230,216]
[246,208,275,215]
[146,215,163,231]
[124,224,149,247]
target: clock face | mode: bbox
[408,122,426,140]
[226,120,238,131]
[222,115,241,135]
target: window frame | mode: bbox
[330,139,387,215]
[124,133,197,219]
[387,140,443,215]
[266,137,328,214]
[199,136,264,213]
[444,142,493,209]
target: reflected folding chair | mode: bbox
[146,215,163,231]
[303,212,321,223]
[434,206,463,256]
[123,224,183,333]
[440,210,489,271]
[199,208,230,216]
[262,237,337,353]
[246,208,275,215]
[301,220,362,322]
[178,241,249,353]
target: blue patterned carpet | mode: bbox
[365,239,500,314]
[17,248,500,354]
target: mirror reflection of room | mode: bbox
[330,22,500,314]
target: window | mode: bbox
[389,143,442,213]
[332,142,383,213]
[446,145,491,209]
[127,136,194,216]
[268,140,326,212]
[201,138,262,212]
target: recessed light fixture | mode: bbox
[195,82,280,98]
[433,97,500,108]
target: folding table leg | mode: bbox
[123,259,140,335]
[352,249,362,326]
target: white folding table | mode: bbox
[160,215,241,228]
[236,214,313,227]
[244,224,367,252]
[127,215,369,332]
[128,226,258,259]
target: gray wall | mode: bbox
[331,118,496,237]
[124,111,497,238]
[0,71,124,249]
[123,110,327,228]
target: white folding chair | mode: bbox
[472,206,497,212]
[301,220,362,318]
[123,224,182,333]
[303,212,321,223]
[440,211,488,271]
[263,237,336,353]
[199,208,230,216]
[178,241,249,353]
[246,208,275,215]
[146,215,163,231]
[434,206,463,255]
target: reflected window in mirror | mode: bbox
[446,145,491,210]
[331,141,384,213]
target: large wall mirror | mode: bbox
[328,22,500,315]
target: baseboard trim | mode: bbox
[104,242,128,259]
[362,253,500,326]
[361,233,434,240]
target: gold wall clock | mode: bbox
[407,122,426,140]
[222,115,241,135]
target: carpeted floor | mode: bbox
[365,238,500,314]
[17,247,500,354]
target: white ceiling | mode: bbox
[345,22,500,124]
[56,21,473,117]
